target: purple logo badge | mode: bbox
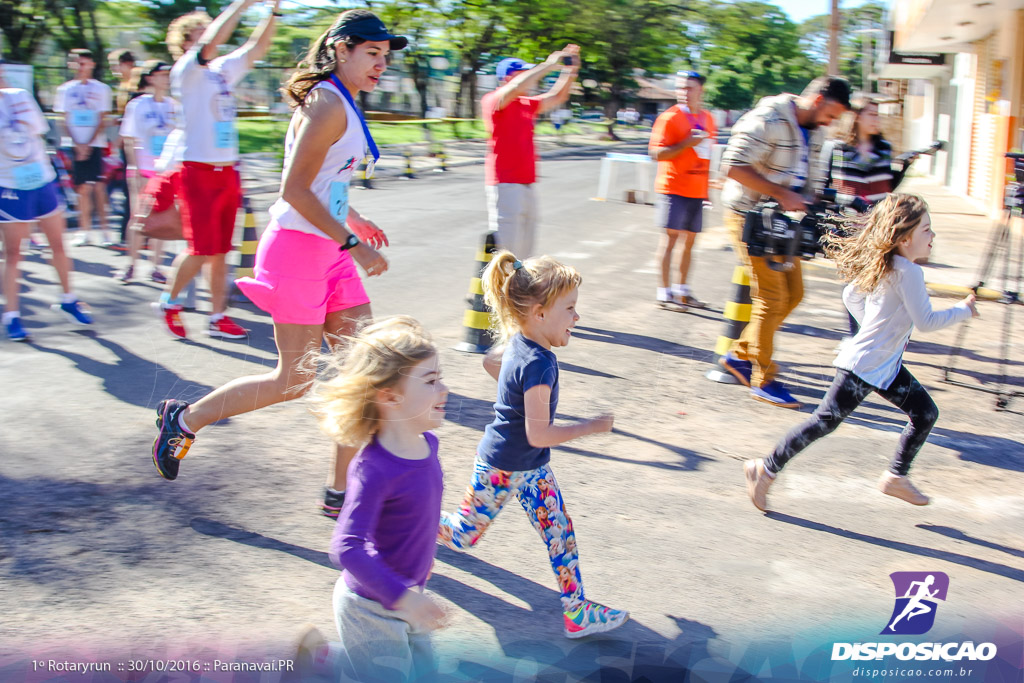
[881,571,949,635]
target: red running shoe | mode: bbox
[208,315,248,340]
[151,302,187,339]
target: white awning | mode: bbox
[892,0,1024,52]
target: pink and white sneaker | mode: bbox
[563,600,629,639]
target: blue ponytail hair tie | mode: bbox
[512,260,524,271]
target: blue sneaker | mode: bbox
[52,300,93,325]
[152,399,195,481]
[751,381,801,409]
[5,316,29,342]
[719,353,752,387]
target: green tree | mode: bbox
[799,1,885,92]
[692,0,817,110]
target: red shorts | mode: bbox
[175,161,241,256]
[143,169,178,214]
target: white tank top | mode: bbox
[268,79,368,239]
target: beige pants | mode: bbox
[486,183,538,258]
[726,210,804,387]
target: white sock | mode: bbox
[177,411,193,434]
[657,287,670,301]
[673,283,690,296]
[763,461,777,478]
[2,311,20,324]
[209,312,224,323]
[326,487,345,496]
[61,292,77,304]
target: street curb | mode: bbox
[240,139,638,195]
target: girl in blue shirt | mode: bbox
[438,251,628,638]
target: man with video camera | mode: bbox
[718,76,852,408]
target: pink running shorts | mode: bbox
[235,222,370,325]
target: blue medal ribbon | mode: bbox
[328,74,379,177]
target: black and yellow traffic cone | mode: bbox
[235,197,258,280]
[433,143,448,173]
[455,232,498,354]
[403,148,416,179]
[231,197,259,304]
[706,264,752,383]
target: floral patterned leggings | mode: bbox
[438,459,584,612]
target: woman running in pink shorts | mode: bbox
[150,9,403,518]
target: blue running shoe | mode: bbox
[719,353,752,387]
[751,381,801,409]
[5,316,29,342]
[52,300,93,325]
[152,399,195,480]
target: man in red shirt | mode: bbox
[648,70,717,310]
[482,45,579,258]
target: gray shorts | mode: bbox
[656,194,704,233]
[333,578,434,682]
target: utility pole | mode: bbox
[829,0,840,75]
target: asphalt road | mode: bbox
[1,147,1022,681]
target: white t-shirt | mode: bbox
[171,47,249,163]
[0,88,56,190]
[119,95,178,173]
[268,80,368,239]
[835,255,972,389]
[53,78,112,147]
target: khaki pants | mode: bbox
[486,183,537,258]
[726,210,803,387]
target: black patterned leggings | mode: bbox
[765,366,939,476]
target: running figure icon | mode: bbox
[881,571,949,635]
[888,574,938,631]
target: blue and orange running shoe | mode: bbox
[563,600,629,639]
[152,399,195,480]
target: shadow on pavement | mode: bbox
[572,325,711,362]
[190,517,332,568]
[556,438,712,472]
[180,519,742,680]
[432,546,737,680]
[916,524,1024,559]
[766,512,1024,583]
[29,335,217,409]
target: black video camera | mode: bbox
[895,140,945,171]
[742,189,868,270]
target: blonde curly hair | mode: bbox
[166,11,212,60]
[823,193,929,294]
[307,316,437,447]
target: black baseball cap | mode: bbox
[329,13,408,50]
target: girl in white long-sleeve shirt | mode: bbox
[743,193,978,511]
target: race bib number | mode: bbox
[214,121,237,149]
[695,137,712,160]
[13,161,45,190]
[71,110,98,128]
[329,181,349,221]
[150,135,167,157]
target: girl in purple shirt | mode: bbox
[302,316,448,682]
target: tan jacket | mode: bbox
[720,93,827,214]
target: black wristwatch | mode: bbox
[340,234,359,250]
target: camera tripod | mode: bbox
[941,154,1024,410]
